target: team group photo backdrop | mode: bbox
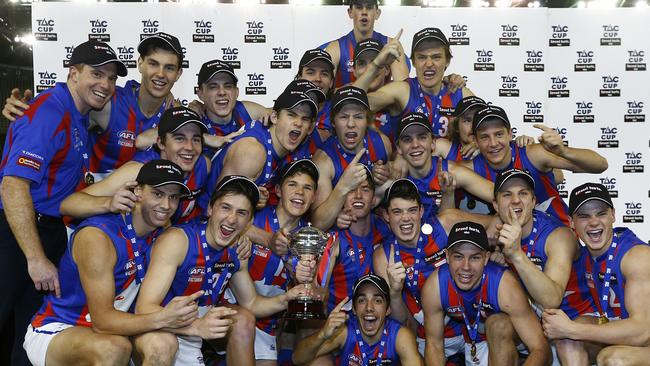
[31,2,649,239]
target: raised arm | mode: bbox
[373,243,410,324]
[448,161,494,204]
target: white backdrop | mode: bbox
[31,3,649,239]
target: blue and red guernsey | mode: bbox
[31,213,160,328]
[374,111,400,147]
[320,130,388,187]
[0,83,89,217]
[88,80,167,176]
[438,262,504,343]
[512,210,595,318]
[381,217,453,338]
[133,148,209,224]
[408,158,449,220]
[324,31,389,88]
[247,205,306,335]
[316,100,333,131]
[202,101,252,157]
[163,219,241,307]
[445,142,464,162]
[581,227,647,320]
[402,78,463,138]
[338,317,402,366]
[318,215,388,313]
[472,142,569,225]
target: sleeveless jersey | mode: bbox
[407,158,449,220]
[202,101,252,157]
[381,217,452,338]
[402,78,463,138]
[0,83,90,217]
[438,262,505,343]
[247,205,306,335]
[339,317,402,366]
[581,227,647,320]
[88,80,167,176]
[319,215,387,313]
[132,148,209,224]
[471,142,569,225]
[320,129,388,187]
[445,142,464,162]
[316,100,333,131]
[163,219,241,307]
[31,213,160,327]
[374,111,400,147]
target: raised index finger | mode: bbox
[532,124,552,132]
[333,297,349,313]
[350,148,366,165]
[393,28,403,42]
[388,243,395,265]
[186,290,204,302]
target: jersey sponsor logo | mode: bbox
[548,76,569,98]
[270,47,291,69]
[117,130,136,148]
[189,266,206,282]
[244,21,266,43]
[624,101,645,123]
[17,155,42,171]
[124,259,137,276]
[600,24,621,46]
[549,25,570,47]
[626,50,646,71]
[347,353,362,366]
[193,20,214,43]
[524,50,544,72]
[449,24,470,45]
[424,249,446,267]
[499,24,519,46]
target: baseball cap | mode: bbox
[382,178,420,207]
[411,27,449,56]
[569,183,614,215]
[331,85,369,111]
[137,32,183,59]
[494,168,535,197]
[299,48,335,72]
[397,112,433,140]
[352,274,390,304]
[279,158,320,183]
[136,159,191,196]
[472,105,510,133]
[284,79,326,104]
[354,38,383,64]
[273,89,318,117]
[349,0,378,7]
[214,175,261,208]
[446,221,490,252]
[452,96,488,117]
[197,60,237,86]
[68,40,128,77]
[157,107,208,138]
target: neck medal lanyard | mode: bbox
[123,212,147,284]
[457,272,487,364]
[525,214,540,260]
[416,82,445,129]
[198,222,215,302]
[586,233,618,325]
[354,318,390,366]
[394,235,424,305]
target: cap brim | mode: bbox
[398,121,432,139]
[203,69,238,84]
[138,35,182,57]
[452,102,486,117]
[332,96,369,111]
[570,197,614,215]
[89,58,128,77]
[495,173,535,193]
[302,56,335,71]
[473,114,510,132]
[283,159,320,180]
[353,277,389,298]
[285,97,319,117]
[169,119,209,134]
[447,239,488,252]
[152,181,192,197]
[412,35,448,55]
[354,47,381,63]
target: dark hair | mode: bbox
[280,162,320,191]
[209,179,258,212]
[294,71,334,101]
[153,130,204,154]
[362,167,375,192]
[139,43,183,68]
[383,180,421,208]
[412,39,453,62]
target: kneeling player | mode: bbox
[293,274,422,365]
[421,222,550,365]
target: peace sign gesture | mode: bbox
[498,205,524,260]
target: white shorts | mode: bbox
[254,327,277,360]
[23,322,73,366]
[416,335,466,358]
[175,335,204,365]
[462,340,489,366]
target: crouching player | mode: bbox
[134,175,311,366]
[293,274,422,365]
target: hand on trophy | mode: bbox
[295,254,317,285]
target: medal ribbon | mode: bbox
[584,233,618,320]
[353,317,390,366]
[393,236,424,305]
[123,212,147,284]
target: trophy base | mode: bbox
[285,298,325,320]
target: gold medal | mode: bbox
[84,172,94,185]
[471,342,479,363]
[598,316,609,325]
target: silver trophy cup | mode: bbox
[285,223,328,320]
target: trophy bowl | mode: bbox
[284,223,328,320]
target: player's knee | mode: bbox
[139,332,178,365]
[555,338,584,356]
[93,335,132,366]
[231,306,256,340]
[597,346,633,366]
[485,313,514,340]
